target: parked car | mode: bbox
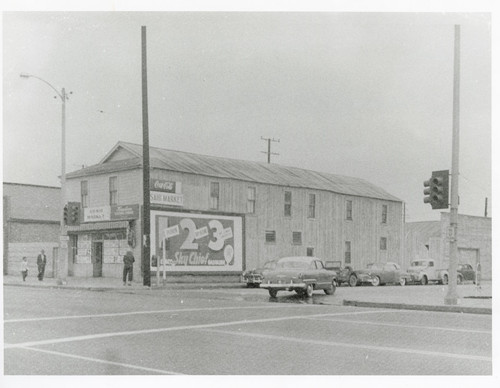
[407,259,448,285]
[241,260,278,287]
[325,260,354,286]
[457,263,476,284]
[260,256,338,298]
[348,262,410,287]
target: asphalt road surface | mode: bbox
[3,285,492,375]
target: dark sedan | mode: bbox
[348,262,410,287]
[241,260,278,287]
[457,263,476,284]
[260,256,338,298]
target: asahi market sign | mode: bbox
[150,210,243,272]
[150,192,184,207]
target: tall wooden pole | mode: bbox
[445,25,460,305]
[142,26,151,287]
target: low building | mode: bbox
[3,182,60,277]
[404,213,492,280]
[62,141,405,282]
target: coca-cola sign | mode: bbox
[150,179,176,193]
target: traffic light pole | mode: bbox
[445,25,461,305]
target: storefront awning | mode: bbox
[66,221,129,232]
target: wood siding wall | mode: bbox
[65,168,404,274]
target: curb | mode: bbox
[342,300,492,315]
[3,282,246,292]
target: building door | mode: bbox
[93,242,103,277]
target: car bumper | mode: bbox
[357,274,375,283]
[408,274,421,282]
[260,281,306,291]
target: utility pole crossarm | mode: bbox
[261,136,280,164]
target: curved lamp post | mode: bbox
[20,73,69,285]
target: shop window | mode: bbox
[380,237,387,250]
[81,181,89,208]
[345,241,351,264]
[308,194,316,218]
[382,204,388,224]
[346,200,352,220]
[247,186,256,214]
[265,230,276,243]
[210,182,219,210]
[109,176,117,206]
[292,231,302,245]
[284,191,292,217]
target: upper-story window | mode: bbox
[109,176,117,206]
[210,182,220,210]
[346,200,353,220]
[345,241,351,264]
[382,204,388,224]
[284,191,292,217]
[81,181,89,208]
[247,186,256,214]
[308,194,316,219]
[380,237,387,250]
[292,231,302,245]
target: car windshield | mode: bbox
[366,263,381,270]
[276,260,310,269]
[411,261,427,266]
[264,261,277,270]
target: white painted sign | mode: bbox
[150,191,184,207]
[84,206,111,222]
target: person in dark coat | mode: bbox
[37,250,47,281]
[123,251,135,286]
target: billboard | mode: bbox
[150,210,243,272]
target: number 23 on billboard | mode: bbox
[179,218,226,251]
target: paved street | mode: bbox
[3,284,492,375]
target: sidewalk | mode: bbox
[3,274,492,314]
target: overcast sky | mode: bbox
[2,9,492,222]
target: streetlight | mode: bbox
[20,73,69,285]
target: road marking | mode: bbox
[4,309,393,349]
[200,328,492,362]
[4,304,317,323]
[303,317,492,334]
[17,346,182,375]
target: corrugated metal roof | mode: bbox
[68,141,402,202]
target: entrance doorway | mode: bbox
[92,242,103,277]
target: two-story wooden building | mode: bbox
[63,141,404,282]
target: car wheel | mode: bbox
[457,275,463,285]
[295,289,305,296]
[305,284,314,297]
[269,289,278,298]
[349,274,358,287]
[324,280,336,295]
[372,276,380,287]
[442,274,449,285]
[399,277,406,286]
[420,276,428,286]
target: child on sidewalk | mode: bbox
[21,257,28,281]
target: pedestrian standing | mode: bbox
[21,257,28,281]
[37,249,47,281]
[123,250,135,286]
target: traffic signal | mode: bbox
[423,170,449,209]
[63,204,69,225]
[67,202,81,226]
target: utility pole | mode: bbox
[261,136,280,163]
[445,25,461,305]
[141,26,151,287]
[20,73,70,285]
